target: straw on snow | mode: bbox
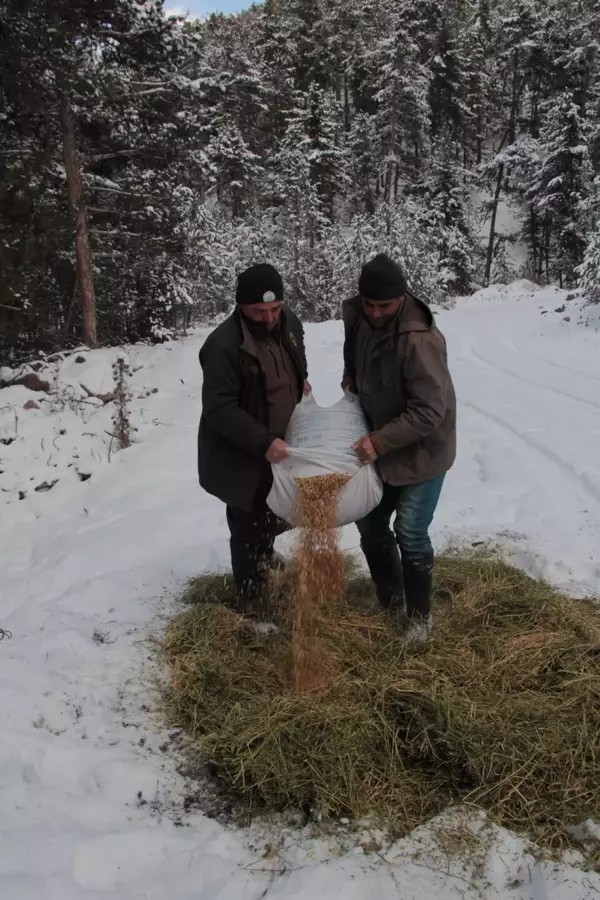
[164,552,600,855]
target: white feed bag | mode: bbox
[267,392,383,527]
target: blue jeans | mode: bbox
[357,474,446,559]
[355,475,446,614]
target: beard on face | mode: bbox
[243,313,281,341]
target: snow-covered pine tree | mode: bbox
[0,0,203,346]
[289,0,332,93]
[420,133,478,297]
[372,1,431,198]
[528,92,592,287]
[256,0,298,144]
[578,219,600,303]
[5,0,600,347]
[270,95,328,314]
[459,0,494,166]
[303,83,350,223]
[493,135,544,280]
[348,112,381,214]
[427,15,465,143]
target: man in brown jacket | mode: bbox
[342,253,456,642]
[198,264,309,618]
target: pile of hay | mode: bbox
[163,554,600,851]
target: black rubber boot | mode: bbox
[361,536,405,611]
[226,504,283,621]
[228,527,273,620]
[402,555,434,620]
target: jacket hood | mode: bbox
[396,292,434,333]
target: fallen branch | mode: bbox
[83,149,144,163]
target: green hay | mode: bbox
[163,553,600,852]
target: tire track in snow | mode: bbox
[460,399,600,507]
[466,342,600,414]
[509,337,600,386]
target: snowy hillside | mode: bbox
[1,282,600,899]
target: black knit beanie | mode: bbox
[359,253,407,301]
[236,264,284,306]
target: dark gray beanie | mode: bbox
[359,254,407,301]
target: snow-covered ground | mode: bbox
[1,282,599,899]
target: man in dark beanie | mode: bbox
[198,264,310,619]
[342,253,456,643]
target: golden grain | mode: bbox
[291,474,351,694]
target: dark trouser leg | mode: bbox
[393,475,446,620]
[226,503,287,619]
[355,484,404,609]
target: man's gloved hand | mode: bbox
[266,438,291,464]
[352,435,378,463]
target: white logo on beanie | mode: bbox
[262,290,277,303]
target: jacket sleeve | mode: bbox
[370,331,450,455]
[342,298,359,392]
[200,341,273,458]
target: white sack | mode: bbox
[267,392,383,527]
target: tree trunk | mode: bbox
[485,162,504,285]
[530,206,538,279]
[59,95,97,348]
[344,72,350,132]
[544,216,551,283]
[508,49,520,146]
[538,214,551,283]
[383,159,394,202]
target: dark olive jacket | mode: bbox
[198,307,308,511]
[342,292,456,486]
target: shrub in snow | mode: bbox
[112,358,132,451]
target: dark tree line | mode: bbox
[2,0,600,357]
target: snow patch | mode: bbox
[1,285,600,898]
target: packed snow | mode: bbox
[1,282,600,899]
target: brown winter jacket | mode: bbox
[342,292,456,486]
[198,307,308,512]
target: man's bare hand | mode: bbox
[352,435,378,464]
[266,439,291,464]
[341,374,358,394]
[303,380,312,396]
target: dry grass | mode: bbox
[163,552,600,854]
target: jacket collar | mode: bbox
[239,311,261,360]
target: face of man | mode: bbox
[361,295,404,329]
[242,301,282,337]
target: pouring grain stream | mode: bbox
[291,473,351,694]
